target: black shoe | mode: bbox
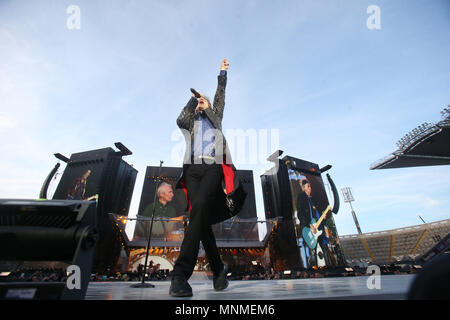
[213,266,229,291]
[169,275,193,297]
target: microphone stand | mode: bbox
[131,160,164,288]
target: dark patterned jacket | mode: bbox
[176,73,232,165]
[175,73,246,224]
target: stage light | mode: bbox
[319,165,332,173]
[283,270,291,275]
[54,153,70,163]
[266,149,283,163]
[345,268,354,272]
[114,142,132,156]
[251,261,258,266]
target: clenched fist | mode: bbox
[220,58,229,71]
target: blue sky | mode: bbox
[1,0,449,239]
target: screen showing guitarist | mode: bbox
[66,169,98,201]
[296,177,332,267]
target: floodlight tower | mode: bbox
[341,187,362,235]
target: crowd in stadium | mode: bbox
[90,262,421,282]
[1,268,68,283]
[0,260,422,284]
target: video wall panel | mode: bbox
[53,148,113,202]
[132,166,259,244]
[283,156,342,269]
[261,156,345,270]
[52,147,137,273]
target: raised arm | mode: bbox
[212,58,229,120]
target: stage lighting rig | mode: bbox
[114,142,132,156]
[319,165,332,173]
[54,153,70,163]
[266,150,283,163]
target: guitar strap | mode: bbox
[308,197,330,245]
[308,198,320,222]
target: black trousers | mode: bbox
[172,163,224,279]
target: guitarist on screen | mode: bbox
[296,177,332,268]
[66,169,98,201]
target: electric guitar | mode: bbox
[66,194,98,201]
[302,205,331,250]
[86,194,99,201]
[316,242,326,267]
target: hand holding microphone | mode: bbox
[190,88,209,112]
[190,88,201,98]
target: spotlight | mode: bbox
[319,165,332,173]
[266,150,283,163]
[54,153,70,163]
[114,142,132,156]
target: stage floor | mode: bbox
[85,274,415,300]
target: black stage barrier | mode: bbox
[0,199,98,300]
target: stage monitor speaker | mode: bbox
[0,199,98,300]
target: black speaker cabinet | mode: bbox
[0,199,98,300]
[52,147,137,273]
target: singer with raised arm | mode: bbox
[170,59,241,297]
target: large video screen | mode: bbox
[132,166,259,243]
[53,148,118,201]
[287,167,342,269]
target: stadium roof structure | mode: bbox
[339,218,450,264]
[370,106,450,170]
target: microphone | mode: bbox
[190,88,201,98]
